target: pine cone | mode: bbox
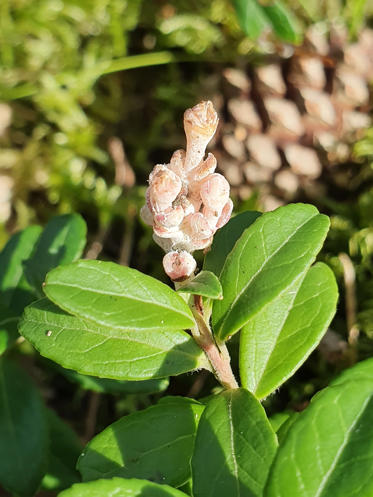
[218,25,372,209]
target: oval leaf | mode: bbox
[233,0,269,39]
[265,379,373,497]
[19,298,205,380]
[261,1,300,44]
[177,271,223,299]
[61,368,169,394]
[25,214,87,295]
[0,357,48,496]
[58,477,188,497]
[204,211,261,277]
[330,357,373,386]
[0,225,41,313]
[212,204,330,341]
[78,398,204,487]
[44,260,195,331]
[240,262,338,398]
[192,388,278,497]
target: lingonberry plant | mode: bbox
[2,101,373,497]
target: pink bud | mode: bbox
[187,153,217,182]
[184,101,219,172]
[192,236,214,251]
[169,149,186,178]
[163,251,197,281]
[140,205,153,226]
[200,173,230,212]
[216,199,233,229]
[183,212,214,241]
[153,206,184,237]
[148,166,182,212]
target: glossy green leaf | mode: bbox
[0,357,48,496]
[61,368,169,394]
[265,379,373,497]
[261,1,300,44]
[0,225,41,314]
[330,357,373,386]
[58,477,188,497]
[276,412,299,444]
[42,409,82,491]
[177,271,222,299]
[204,211,261,277]
[233,0,269,39]
[20,298,206,380]
[192,388,278,497]
[0,302,18,354]
[25,214,87,295]
[44,260,195,331]
[78,397,204,487]
[213,204,330,341]
[240,263,338,398]
[269,412,290,433]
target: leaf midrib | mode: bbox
[219,212,318,335]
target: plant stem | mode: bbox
[191,296,238,390]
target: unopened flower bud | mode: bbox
[187,153,217,182]
[169,149,186,178]
[200,173,230,213]
[149,166,182,212]
[153,206,184,237]
[163,251,197,281]
[184,101,219,171]
[183,212,214,241]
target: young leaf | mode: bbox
[61,367,169,394]
[261,1,300,44]
[58,477,188,497]
[44,260,195,331]
[20,298,206,380]
[25,214,87,295]
[177,271,223,299]
[78,398,204,487]
[0,225,41,313]
[233,0,269,40]
[212,204,330,342]
[192,388,278,497]
[0,357,48,496]
[240,263,338,398]
[42,409,82,491]
[204,211,261,277]
[265,379,373,497]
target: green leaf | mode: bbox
[261,1,300,44]
[192,388,278,497]
[233,0,269,40]
[58,477,188,497]
[0,357,48,496]
[42,409,82,491]
[265,379,373,497]
[0,302,18,355]
[61,368,169,394]
[19,298,206,380]
[240,262,338,398]
[0,225,42,314]
[177,271,223,299]
[269,412,290,433]
[44,260,195,331]
[25,214,87,295]
[212,204,330,341]
[330,357,373,386]
[78,397,204,487]
[204,211,261,277]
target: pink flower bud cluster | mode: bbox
[141,101,233,281]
